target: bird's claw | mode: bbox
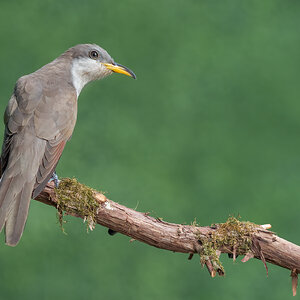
[48,172,60,188]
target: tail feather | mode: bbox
[0,119,52,246]
[0,176,14,232]
[0,173,34,246]
[5,182,32,246]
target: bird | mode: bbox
[0,44,136,246]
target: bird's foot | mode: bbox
[48,172,60,188]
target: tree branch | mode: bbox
[36,178,300,296]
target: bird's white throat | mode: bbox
[71,58,110,97]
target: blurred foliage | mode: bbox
[0,0,300,299]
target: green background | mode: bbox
[0,0,300,299]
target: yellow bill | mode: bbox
[103,62,136,79]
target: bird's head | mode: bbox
[67,44,136,95]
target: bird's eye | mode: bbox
[89,50,99,59]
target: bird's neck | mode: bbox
[70,59,92,97]
[70,57,108,97]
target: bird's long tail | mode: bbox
[0,172,35,246]
[0,130,46,246]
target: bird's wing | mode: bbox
[0,76,77,245]
[31,81,77,198]
[1,76,44,174]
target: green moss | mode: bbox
[197,216,258,275]
[54,178,100,232]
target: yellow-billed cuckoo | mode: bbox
[0,44,136,246]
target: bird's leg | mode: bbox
[48,171,60,188]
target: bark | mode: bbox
[36,180,300,295]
